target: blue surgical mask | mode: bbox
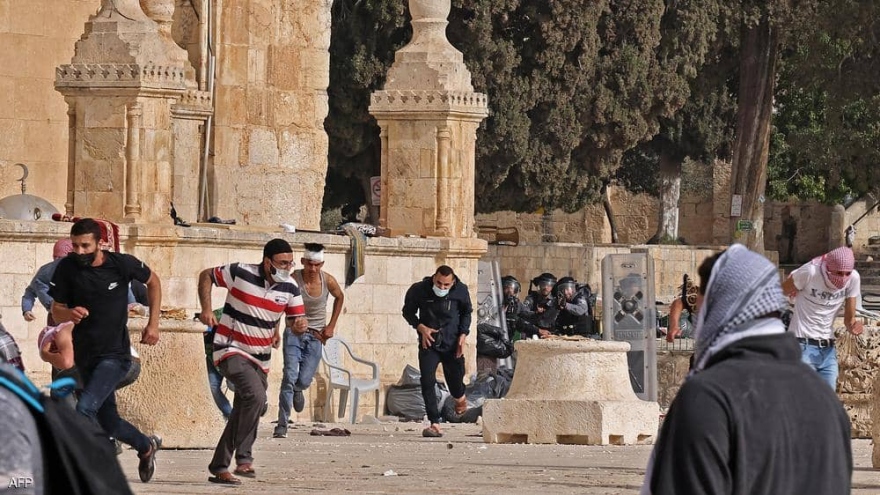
[433,285,450,298]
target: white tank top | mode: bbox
[292,270,329,330]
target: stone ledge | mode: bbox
[370,90,488,117]
[55,63,188,90]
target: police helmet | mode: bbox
[554,277,577,295]
[501,275,521,294]
[532,272,557,289]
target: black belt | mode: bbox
[798,337,834,348]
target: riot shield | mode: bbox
[601,253,657,401]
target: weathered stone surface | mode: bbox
[483,339,658,445]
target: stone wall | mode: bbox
[0,220,485,428]
[0,0,100,207]
[210,0,331,229]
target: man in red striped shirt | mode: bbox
[198,239,307,485]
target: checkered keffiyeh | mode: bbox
[690,244,788,374]
[0,322,25,372]
[812,246,855,289]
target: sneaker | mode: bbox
[273,427,287,439]
[114,439,123,456]
[261,400,269,417]
[138,435,162,483]
[293,390,305,413]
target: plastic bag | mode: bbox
[441,368,515,423]
[385,365,448,420]
[476,323,513,358]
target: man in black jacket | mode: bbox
[641,244,852,495]
[402,265,473,438]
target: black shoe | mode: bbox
[114,439,123,456]
[273,426,287,438]
[138,435,162,483]
[293,391,305,413]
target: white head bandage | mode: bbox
[303,249,324,262]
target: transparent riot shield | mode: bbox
[601,253,657,401]
[476,260,506,333]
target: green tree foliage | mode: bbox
[448,0,720,213]
[324,1,723,215]
[324,0,410,212]
[768,0,880,203]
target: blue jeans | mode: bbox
[76,357,150,454]
[800,342,838,390]
[276,329,322,428]
[206,355,233,419]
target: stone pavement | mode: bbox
[117,421,880,494]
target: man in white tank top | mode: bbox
[274,243,345,438]
[782,246,864,389]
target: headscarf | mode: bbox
[811,246,855,290]
[690,244,789,374]
[53,238,73,259]
[641,244,789,495]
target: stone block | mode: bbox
[246,86,270,126]
[247,127,279,166]
[482,339,658,445]
[267,45,302,91]
[221,0,249,46]
[219,44,249,86]
[0,118,23,161]
[214,85,247,126]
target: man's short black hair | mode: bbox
[697,251,724,295]
[70,218,103,243]
[263,238,293,259]
[304,242,325,252]
[435,265,455,277]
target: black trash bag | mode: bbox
[442,368,515,423]
[385,365,448,421]
[476,323,513,359]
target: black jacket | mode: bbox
[402,276,473,353]
[648,332,852,495]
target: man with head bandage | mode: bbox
[782,246,863,389]
[273,243,345,438]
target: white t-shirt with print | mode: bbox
[788,263,860,340]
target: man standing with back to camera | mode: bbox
[402,265,472,438]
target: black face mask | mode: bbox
[69,252,96,268]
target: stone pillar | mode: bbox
[54,0,210,224]
[369,0,489,238]
[483,339,659,445]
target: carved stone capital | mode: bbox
[55,63,189,93]
[369,90,488,119]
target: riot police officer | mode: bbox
[553,277,594,337]
[520,273,558,339]
[501,275,524,341]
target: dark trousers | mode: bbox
[76,357,150,454]
[418,347,466,425]
[209,355,267,473]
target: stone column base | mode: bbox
[483,399,657,445]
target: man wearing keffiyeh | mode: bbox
[642,245,852,495]
[782,246,863,389]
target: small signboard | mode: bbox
[370,176,381,206]
[737,220,753,232]
[730,194,743,217]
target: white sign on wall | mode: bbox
[370,176,381,206]
[730,194,743,217]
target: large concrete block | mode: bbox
[483,339,658,445]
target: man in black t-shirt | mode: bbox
[49,218,163,484]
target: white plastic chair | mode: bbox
[322,337,380,424]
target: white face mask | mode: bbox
[433,285,450,298]
[270,263,292,283]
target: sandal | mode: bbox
[454,396,468,415]
[208,472,242,485]
[233,464,256,478]
[422,425,443,438]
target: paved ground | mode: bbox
[118,421,880,494]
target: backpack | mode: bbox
[0,364,134,495]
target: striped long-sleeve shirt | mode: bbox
[211,263,305,372]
